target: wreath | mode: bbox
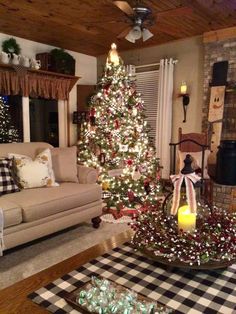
[50,48,75,75]
[2,38,21,55]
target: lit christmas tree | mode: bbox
[0,96,20,143]
[78,44,162,212]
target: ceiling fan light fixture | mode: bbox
[142,28,153,41]
[125,25,142,43]
[125,31,136,43]
[130,25,142,40]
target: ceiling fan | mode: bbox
[113,1,193,43]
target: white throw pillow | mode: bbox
[9,149,59,189]
[178,150,211,179]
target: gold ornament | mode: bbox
[102,181,110,191]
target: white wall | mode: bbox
[0,32,97,145]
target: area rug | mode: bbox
[28,243,236,314]
[0,221,130,289]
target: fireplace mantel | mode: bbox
[0,63,80,100]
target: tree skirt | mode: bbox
[101,213,132,224]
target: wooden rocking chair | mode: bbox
[169,127,211,200]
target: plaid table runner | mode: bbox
[28,243,236,314]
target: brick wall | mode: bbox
[203,37,236,211]
[211,182,236,212]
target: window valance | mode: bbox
[0,64,79,100]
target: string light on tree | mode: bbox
[0,96,20,143]
[78,43,162,214]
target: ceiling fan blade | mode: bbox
[113,1,134,16]
[156,6,193,19]
[117,26,132,38]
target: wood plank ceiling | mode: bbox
[0,0,235,56]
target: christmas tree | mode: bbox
[0,95,20,143]
[78,44,162,212]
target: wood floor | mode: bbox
[0,230,133,314]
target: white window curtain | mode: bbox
[155,58,174,179]
[58,99,68,147]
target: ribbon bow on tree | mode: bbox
[170,173,201,215]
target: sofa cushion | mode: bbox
[9,182,102,222]
[50,146,78,182]
[0,142,53,159]
[0,199,22,228]
[9,149,58,188]
[0,158,20,196]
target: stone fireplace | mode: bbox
[202,28,236,212]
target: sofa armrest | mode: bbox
[77,165,98,184]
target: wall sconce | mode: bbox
[179,81,190,123]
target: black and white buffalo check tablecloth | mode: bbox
[28,243,236,314]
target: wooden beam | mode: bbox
[203,26,236,43]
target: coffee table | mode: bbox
[0,230,133,314]
[1,229,235,314]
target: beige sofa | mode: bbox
[0,142,102,251]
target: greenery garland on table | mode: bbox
[130,204,236,266]
[2,38,21,55]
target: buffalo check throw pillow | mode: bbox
[0,158,20,196]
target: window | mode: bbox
[0,95,23,143]
[30,98,59,147]
[135,69,159,146]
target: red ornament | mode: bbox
[126,159,133,166]
[144,179,151,194]
[115,119,120,129]
[127,190,135,202]
[90,108,96,117]
[103,83,111,95]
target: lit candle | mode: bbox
[178,205,196,233]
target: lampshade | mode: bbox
[125,31,136,43]
[142,28,153,42]
[131,25,142,39]
[125,25,142,42]
[125,26,153,43]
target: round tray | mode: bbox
[138,246,236,270]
